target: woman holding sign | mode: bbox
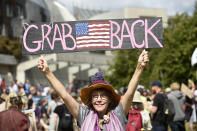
[38,50,149,131]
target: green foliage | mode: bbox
[106,50,140,89]
[106,4,197,89]
[157,13,197,86]
[0,36,22,59]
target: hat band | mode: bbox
[92,80,109,85]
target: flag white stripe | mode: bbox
[89,28,110,31]
[76,36,110,40]
[88,24,110,27]
[89,32,110,35]
[77,44,109,48]
[77,39,109,44]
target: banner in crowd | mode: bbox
[22,17,163,55]
[181,83,193,99]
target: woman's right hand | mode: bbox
[38,56,50,74]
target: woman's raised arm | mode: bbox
[38,56,79,120]
[121,50,149,115]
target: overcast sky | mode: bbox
[58,0,196,16]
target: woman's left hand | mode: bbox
[138,49,149,68]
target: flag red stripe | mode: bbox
[76,42,109,45]
[77,46,110,49]
[76,38,109,41]
[88,26,110,29]
[76,34,110,37]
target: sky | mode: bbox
[58,0,196,16]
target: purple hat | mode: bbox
[80,72,120,107]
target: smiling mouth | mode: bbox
[96,104,104,106]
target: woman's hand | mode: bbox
[38,56,50,74]
[138,49,149,68]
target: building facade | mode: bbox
[0,0,167,89]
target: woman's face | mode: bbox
[91,90,111,115]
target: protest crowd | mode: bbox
[0,50,197,131]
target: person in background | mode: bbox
[0,95,6,112]
[185,95,193,130]
[126,91,152,131]
[188,90,197,131]
[12,80,18,93]
[54,102,74,131]
[168,82,186,131]
[48,91,61,131]
[24,80,30,95]
[27,93,36,111]
[165,87,171,95]
[145,80,167,131]
[42,84,50,97]
[0,88,10,112]
[35,100,42,130]
[184,85,195,131]
[71,92,81,131]
[1,78,6,93]
[40,98,49,131]
[137,88,147,103]
[0,92,30,131]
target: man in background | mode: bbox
[145,80,167,131]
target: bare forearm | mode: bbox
[147,106,157,114]
[54,114,57,130]
[127,63,144,99]
[44,71,79,119]
[121,63,144,114]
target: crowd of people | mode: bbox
[0,50,197,131]
[0,77,80,131]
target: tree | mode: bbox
[0,36,22,59]
[106,3,197,89]
[156,13,197,86]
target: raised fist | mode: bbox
[138,50,149,67]
[38,56,50,74]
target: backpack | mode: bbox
[126,109,143,131]
[163,94,175,123]
[58,105,73,130]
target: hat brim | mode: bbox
[132,99,142,103]
[80,83,120,107]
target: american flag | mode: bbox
[75,21,110,49]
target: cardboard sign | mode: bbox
[22,17,163,55]
[181,83,193,99]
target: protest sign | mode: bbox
[181,83,193,99]
[23,17,163,55]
